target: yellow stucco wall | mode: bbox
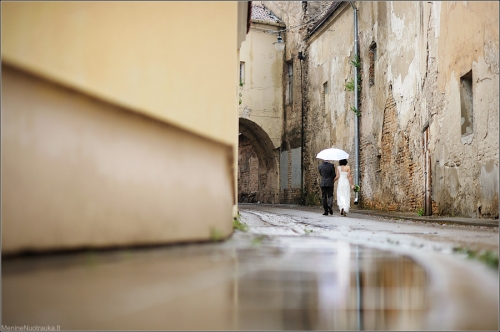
[1,1,247,253]
[2,66,235,253]
[2,1,239,147]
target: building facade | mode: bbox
[238,2,285,204]
[247,1,498,218]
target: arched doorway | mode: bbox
[238,118,279,204]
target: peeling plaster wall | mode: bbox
[354,1,427,213]
[302,1,498,217]
[432,1,499,217]
[305,3,355,205]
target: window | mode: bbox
[287,62,293,105]
[239,62,245,85]
[460,70,473,140]
[369,42,377,86]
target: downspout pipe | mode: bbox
[350,1,360,204]
[423,123,432,216]
[299,52,305,204]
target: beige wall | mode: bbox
[237,19,284,204]
[1,2,247,254]
[2,1,239,147]
[239,21,284,149]
[431,1,499,217]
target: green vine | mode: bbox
[345,79,355,91]
[345,79,361,92]
[350,55,361,68]
[350,106,361,117]
[345,55,362,91]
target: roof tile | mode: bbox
[251,4,282,24]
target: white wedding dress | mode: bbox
[336,166,351,215]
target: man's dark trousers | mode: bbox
[318,161,336,214]
[321,186,334,213]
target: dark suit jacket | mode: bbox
[318,161,336,187]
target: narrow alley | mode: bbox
[2,2,498,331]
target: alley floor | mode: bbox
[3,204,499,330]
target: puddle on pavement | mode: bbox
[234,241,428,330]
[3,238,429,330]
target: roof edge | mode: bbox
[305,1,346,41]
[251,18,286,28]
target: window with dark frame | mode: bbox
[239,62,245,84]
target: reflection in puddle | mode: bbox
[3,240,428,330]
[235,242,428,330]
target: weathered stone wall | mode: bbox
[251,1,498,217]
[303,3,356,207]
[239,118,280,204]
[263,1,336,204]
[431,1,499,217]
[262,1,307,203]
[302,1,498,218]
[356,1,427,213]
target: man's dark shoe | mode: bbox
[328,208,333,215]
[323,212,329,216]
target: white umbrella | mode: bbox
[316,148,349,161]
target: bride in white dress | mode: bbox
[334,159,354,216]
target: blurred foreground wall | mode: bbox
[1,2,249,254]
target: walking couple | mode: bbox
[318,159,354,216]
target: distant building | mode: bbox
[238,2,285,204]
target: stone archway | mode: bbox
[238,118,279,204]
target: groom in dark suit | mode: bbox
[318,160,336,215]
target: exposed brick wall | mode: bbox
[368,44,376,86]
[238,135,259,203]
[280,188,302,204]
[360,89,424,212]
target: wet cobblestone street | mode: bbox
[3,204,499,330]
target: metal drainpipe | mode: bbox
[423,125,432,215]
[300,53,305,204]
[350,2,360,204]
